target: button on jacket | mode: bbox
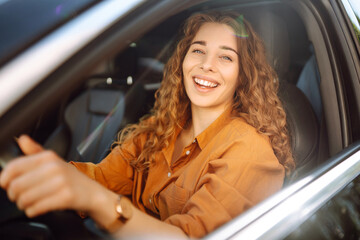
[71,110,285,238]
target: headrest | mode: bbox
[88,89,124,115]
[246,9,290,80]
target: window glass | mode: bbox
[343,0,360,44]
[0,0,98,66]
[285,173,360,239]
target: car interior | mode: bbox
[40,1,328,180]
[0,0,340,238]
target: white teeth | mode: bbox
[194,77,218,88]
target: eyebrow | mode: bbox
[191,40,239,55]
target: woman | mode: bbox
[0,12,294,238]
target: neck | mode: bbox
[189,104,230,138]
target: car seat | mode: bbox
[247,9,321,182]
[45,47,148,163]
[64,87,125,163]
[66,81,149,164]
[296,46,322,122]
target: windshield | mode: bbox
[0,0,98,67]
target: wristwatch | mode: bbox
[102,195,133,233]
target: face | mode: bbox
[182,22,239,112]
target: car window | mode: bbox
[342,0,360,44]
[2,0,358,238]
[0,0,98,67]
[65,0,323,176]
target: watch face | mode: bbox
[98,196,133,233]
[117,196,133,220]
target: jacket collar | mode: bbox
[195,107,233,150]
[162,107,234,164]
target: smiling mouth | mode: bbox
[193,77,219,88]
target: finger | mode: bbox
[16,174,67,210]
[0,151,57,189]
[7,160,62,201]
[17,135,44,155]
[0,170,5,190]
[25,188,74,218]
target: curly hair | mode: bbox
[116,12,295,174]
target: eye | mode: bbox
[220,55,233,62]
[192,49,204,54]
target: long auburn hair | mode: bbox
[116,12,295,174]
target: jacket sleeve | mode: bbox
[69,136,142,195]
[164,133,285,238]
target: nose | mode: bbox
[200,55,216,72]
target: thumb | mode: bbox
[17,135,44,155]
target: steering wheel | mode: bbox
[0,142,108,240]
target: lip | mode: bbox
[192,75,220,85]
[192,75,220,93]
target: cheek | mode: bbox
[182,56,195,83]
[182,58,191,88]
[224,66,239,85]
[227,70,240,95]
[182,55,192,74]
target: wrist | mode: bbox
[88,189,133,233]
[100,195,133,233]
[86,188,118,224]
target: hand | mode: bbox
[0,135,106,218]
[0,136,189,238]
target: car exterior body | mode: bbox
[0,0,359,239]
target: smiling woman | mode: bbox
[183,22,239,112]
[0,11,293,239]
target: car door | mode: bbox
[0,0,359,239]
[206,0,360,239]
